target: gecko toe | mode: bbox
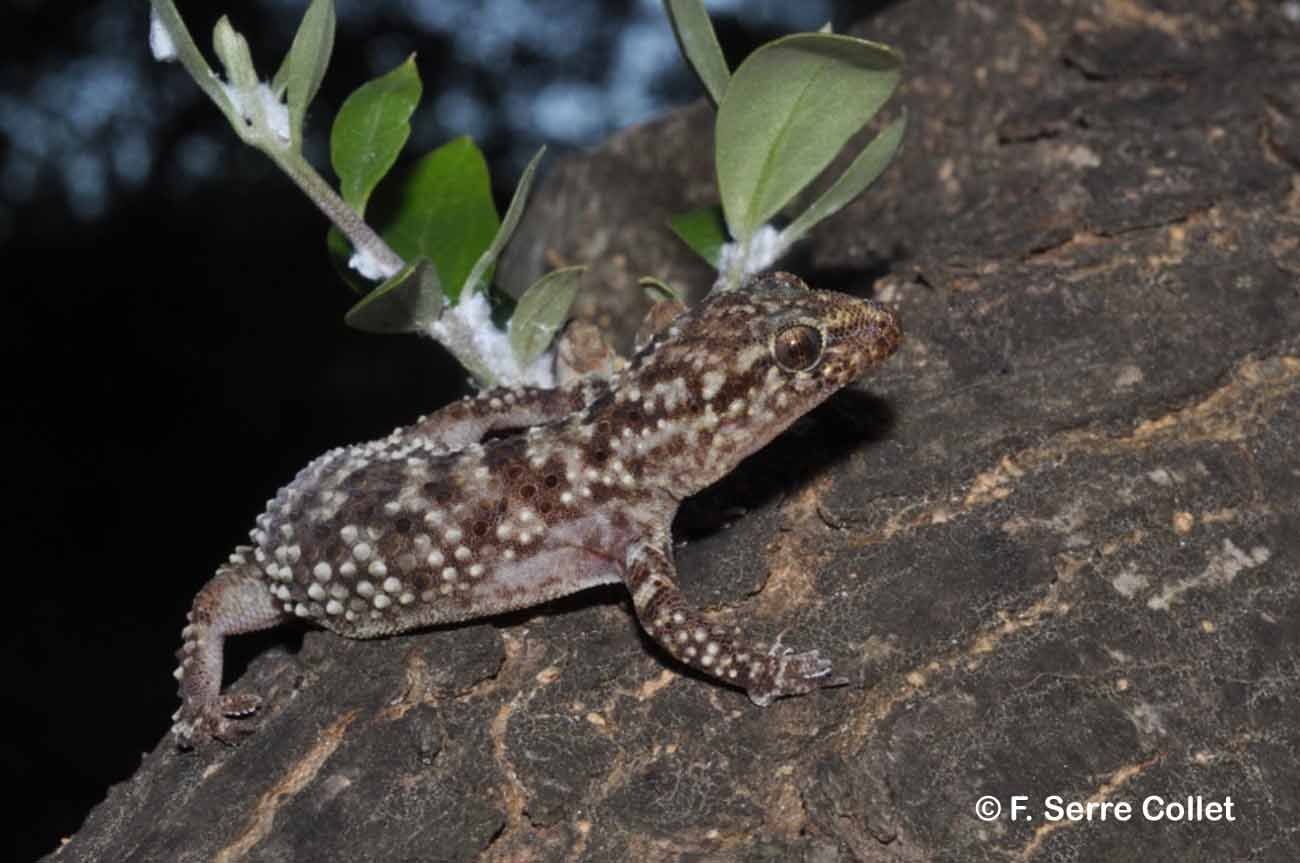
[172,694,263,748]
[220,692,262,717]
[747,645,844,705]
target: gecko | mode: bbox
[172,271,902,746]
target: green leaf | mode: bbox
[460,145,546,304]
[278,0,335,150]
[344,256,443,334]
[779,109,906,250]
[639,275,683,303]
[509,266,586,367]
[150,2,235,116]
[663,0,730,106]
[668,205,728,269]
[715,33,902,241]
[330,54,421,216]
[213,15,258,91]
[379,137,499,303]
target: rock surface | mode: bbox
[52,1,1300,861]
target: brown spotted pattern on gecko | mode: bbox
[172,271,902,746]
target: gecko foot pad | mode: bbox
[747,642,848,707]
[172,693,263,749]
[219,691,263,717]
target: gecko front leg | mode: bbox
[624,534,845,705]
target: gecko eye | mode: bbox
[772,324,823,372]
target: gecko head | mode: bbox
[620,271,901,494]
[748,270,902,395]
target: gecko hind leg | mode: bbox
[172,554,287,747]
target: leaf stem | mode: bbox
[719,234,749,291]
[271,149,405,278]
[149,0,404,281]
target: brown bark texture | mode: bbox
[54,1,1300,861]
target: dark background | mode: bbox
[1,0,880,858]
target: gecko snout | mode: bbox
[830,297,902,369]
[863,299,902,361]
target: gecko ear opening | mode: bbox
[772,324,824,372]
